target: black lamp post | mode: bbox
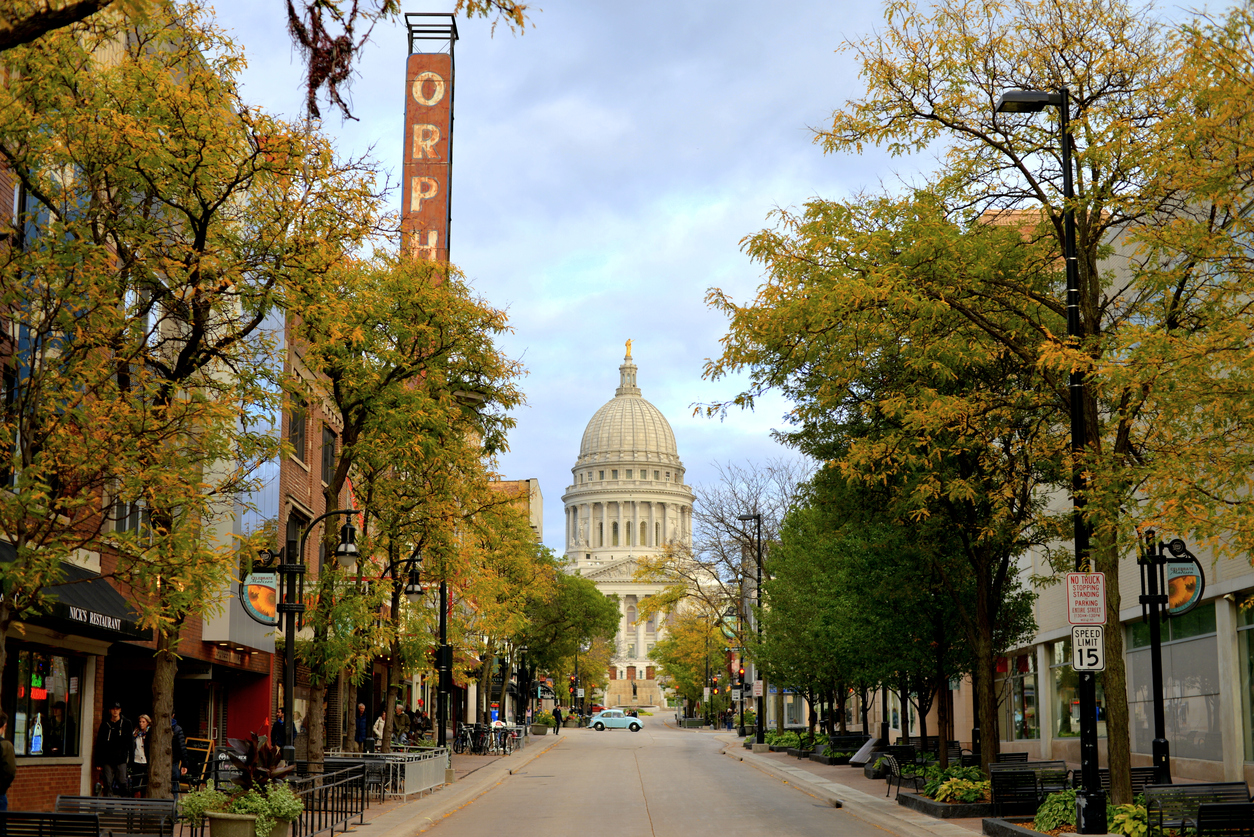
[257,507,359,767]
[996,87,1104,833]
[1138,531,1171,784]
[737,512,764,745]
[379,542,425,751]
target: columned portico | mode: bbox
[561,346,695,710]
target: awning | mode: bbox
[1,544,151,642]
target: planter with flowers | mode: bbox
[180,734,303,837]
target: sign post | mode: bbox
[1066,572,1106,830]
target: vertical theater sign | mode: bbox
[402,14,458,262]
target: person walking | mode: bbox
[130,715,151,796]
[169,713,187,804]
[353,704,368,753]
[0,711,16,810]
[94,702,134,796]
[552,705,562,735]
[271,707,287,751]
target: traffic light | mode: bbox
[738,666,746,685]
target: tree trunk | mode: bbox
[477,656,492,724]
[308,680,326,770]
[773,691,784,732]
[147,625,178,799]
[1096,530,1132,803]
[937,674,951,768]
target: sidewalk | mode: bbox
[713,733,987,837]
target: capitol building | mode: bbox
[562,344,694,709]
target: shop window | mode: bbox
[1130,603,1220,760]
[1051,639,1106,739]
[997,652,1039,740]
[5,649,83,757]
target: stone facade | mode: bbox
[562,348,693,709]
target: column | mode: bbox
[1036,642,1052,760]
[600,503,607,548]
[616,501,623,548]
[1216,596,1245,780]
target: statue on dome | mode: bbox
[625,338,632,358]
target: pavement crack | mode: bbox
[632,749,658,837]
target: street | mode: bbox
[419,724,887,837]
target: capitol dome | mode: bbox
[577,357,680,467]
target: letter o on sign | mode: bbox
[412,72,445,106]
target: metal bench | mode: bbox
[54,796,175,837]
[1145,782,1251,835]
[1071,766,1160,795]
[996,751,1030,763]
[1188,802,1254,837]
[881,754,925,800]
[991,769,1043,816]
[0,811,99,836]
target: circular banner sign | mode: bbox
[1164,539,1205,617]
[240,572,280,626]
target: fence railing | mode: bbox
[322,748,451,799]
[180,764,368,837]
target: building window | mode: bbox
[321,425,337,485]
[579,474,583,484]
[665,472,670,481]
[1051,639,1106,739]
[4,648,84,757]
[655,522,660,545]
[626,605,636,625]
[288,397,307,462]
[646,615,656,633]
[612,521,619,546]
[598,523,604,547]
[598,470,604,481]
[639,522,647,546]
[612,469,618,480]
[1137,602,1220,761]
[625,469,632,479]
[112,496,150,537]
[997,652,1039,740]
[654,470,659,480]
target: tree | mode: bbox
[0,4,379,796]
[798,0,1254,801]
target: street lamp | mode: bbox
[378,543,425,751]
[256,508,359,767]
[997,86,1104,833]
[737,512,764,745]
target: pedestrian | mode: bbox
[94,701,134,796]
[393,703,410,743]
[271,707,287,751]
[170,713,187,804]
[552,705,562,735]
[0,710,16,811]
[130,715,151,796]
[353,703,368,753]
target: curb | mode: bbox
[357,736,565,836]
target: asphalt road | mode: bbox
[421,723,891,837]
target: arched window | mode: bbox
[640,522,647,546]
[612,521,619,546]
[626,605,637,625]
[646,614,655,633]
[598,522,604,547]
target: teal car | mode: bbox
[589,710,643,732]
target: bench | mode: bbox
[881,754,925,800]
[996,751,1030,763]
[0,811,99,836]
[991,768,1043,816]
[1145,783,1251,835]
[54,796,175,837]
[1188,802,1254,837]
[1070,766,1160,795]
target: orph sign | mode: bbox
[401,51,453,262]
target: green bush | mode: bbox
[934,779,990,804]
[1108,803,1148,837]
[533,711,556,728]
[1035,789,1078,832]
[921,765,985,798]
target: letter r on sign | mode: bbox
[413,125,441,159]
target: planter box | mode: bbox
[809,753,852,766]
[864,761,887,780]
[530,724,549,736]
[743,741,753,749]
[897,791,995,819]
[982,817,1037,837]
[768,745,790,753]
[786,748,813,759]
[206,812,257,837]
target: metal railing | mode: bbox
[322,748,451,800]
[180,764,368,837]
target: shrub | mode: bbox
[922,765,985,798]
[533,711,556,728]
[1108,803,1148,837]
[934,779,990,804]
[1035,789,1078,832]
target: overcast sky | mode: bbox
[215,0,918,554]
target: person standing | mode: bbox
[169,713,187,804]
[94,702,134,796]
[0,711,16,811]
[393,703,410,744]
[353,703,368,753]
[552,705,562,735]
[130,715,151,796]
[271,707,287,751]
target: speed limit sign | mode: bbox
[1071,625,1105,671]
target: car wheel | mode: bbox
[594,722,605,731]
[629,723,641,732]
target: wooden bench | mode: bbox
[1145,782,1251,835]
[1188,802,1254,837]
[54,796,175,837]
[0,810,100,836]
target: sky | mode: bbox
[213,0,917,554]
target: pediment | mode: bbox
[581,557,643,583]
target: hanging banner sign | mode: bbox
[1164,539,1205,616]
[401,52,453,263]
[240,572,280,627]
